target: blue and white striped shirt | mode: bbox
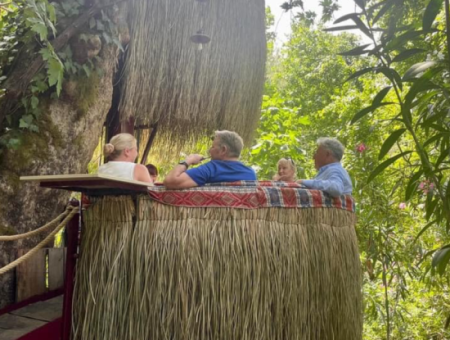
[302,162,352,197]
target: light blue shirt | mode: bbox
[302,162,352,197]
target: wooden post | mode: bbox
[61,203,80,340]
[140,123,158,164]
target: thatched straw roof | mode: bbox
[119,0,266,149]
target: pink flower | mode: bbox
[398,203,406,209]
[418,180,435,195]
[356,143,367,153]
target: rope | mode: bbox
[0,207,78,275]
[0,207,75,241]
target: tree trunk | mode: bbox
[0,43,118,308]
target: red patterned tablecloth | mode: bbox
[147,181,355,212]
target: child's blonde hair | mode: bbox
[104,133,137,160]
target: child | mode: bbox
[273,158,296,182]
[145,164,159,183]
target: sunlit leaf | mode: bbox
[414,219,437,242]
[403,61,438,80]
[377,67,403,90]
[379,129,406,160]
[423,0,444,31]
[432,244,450,275]
[333,13,361,24]
[373,0,396,24]
[405,169,423,201]
[392,49,426,63]
[324,25,360,32]
[345,67,375,82]
[339,43,372,56]
[351,102,393,124]
[372,86,391,106]
[367,151,412,183]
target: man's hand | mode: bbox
[185,154,205,166]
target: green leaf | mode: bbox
[31,23,48,41]
[379,129,406,160]
[89,17,96,29]
[372,86,391,106]
[423,132,448,148]
[414,219,437,242]
[351,102,393,124]
[435,147,450,167]
[392,49,426,63]
[423,0,444,31]
[82,64,91,77]
[345,67,375,82]
[377,67,403,90]
[339,44,372,56]
[387,30,424,50]
[354,0,366,10]
[48,3,56,23]
[405,169,423,201]
[324,25,360,32]
[432,244,450,275]
[351,16,372,37]
[373,0,396,24]
[47,58,63,96]
[40,48,53,61]
[404,79,439,109]
[403,61,438,80]
[19,114,33,128]
[367,151,412,183]
[96,20,105,31]
[333,13,361,24]
[31,96,39,109]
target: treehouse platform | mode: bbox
[8,175,362,340]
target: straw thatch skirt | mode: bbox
[72,195,362,340]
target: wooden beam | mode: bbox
[140,123,158,165]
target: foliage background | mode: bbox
[2,0,450,337]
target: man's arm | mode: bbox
[163,154,203,189]
[300,172,345,197]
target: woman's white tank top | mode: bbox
[98,161,136,181]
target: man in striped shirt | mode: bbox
[299,138,353,197]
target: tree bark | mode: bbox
[0,43,118,308]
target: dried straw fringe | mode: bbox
[72,196,362,340]
[119,0,266,154]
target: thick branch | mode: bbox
[0,5,103,130]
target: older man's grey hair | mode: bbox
[215,130,244,158]
[317,137,345,161]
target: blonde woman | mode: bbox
[273,158,296,182]
[98,133,153,183]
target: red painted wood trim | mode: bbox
[17,317,62,340]
[0,288,63,316]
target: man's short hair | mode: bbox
[317,137,345,161]
[215,130,244,158]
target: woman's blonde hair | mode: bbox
[277,158,297,176]
[104,133,137,160]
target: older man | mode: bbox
[163,130,256,189]
[299,137,352,197]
